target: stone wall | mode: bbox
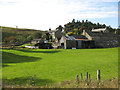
[82,30,119,48]
[92,36,118,48]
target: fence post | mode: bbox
[97,70,100,81]
[86,72,88,80]
[81,73,83,80]
[14,81,16,87]
[76,75,79,83]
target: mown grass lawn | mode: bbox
[2,48,118,86]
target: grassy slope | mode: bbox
[2,27,45,44]
[2,48,118,86]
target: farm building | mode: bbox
[91,28,109,33]
[48,27,63,40]
[35,43,52,49]
[31,39,52,49]
[53,35,95,49]
[82,28,119,48]
[33,28,119,49]
[34,40,52,49]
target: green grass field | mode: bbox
[2,48,118,86]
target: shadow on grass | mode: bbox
[2,51,41,67]
[2,77,55,86]
[16,49,60,54]
[4,48,60,54]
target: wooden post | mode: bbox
[97,70,100,81]
[86,72,88,80]
[76,75,79,83]
[81,73,83,80]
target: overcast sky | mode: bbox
[0,0,119,30]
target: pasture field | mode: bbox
[2,48,118,86]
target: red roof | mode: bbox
[76,39,89,41]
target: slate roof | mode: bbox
[85,30,118,37]
[64,36,76,40]
[63,35,88,41]
[72,35,88,39]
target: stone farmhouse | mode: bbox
[48,28,63,40]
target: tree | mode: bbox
[42,34,47,40]
[63,19,117,36]
[86,20,88,23]
[102,24,106,28]
[8,36,15,44]
[27,36,33,42]
[15,35,26,44]
[82,20,84,23]
[42,33,49,40]
[49,28,51,31]
[33,32,42,39]
[72,19,75,23]
[56,25,63,31]
[49,35,52,40]
[4,37,9,44]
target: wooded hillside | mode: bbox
[64,19,120,35]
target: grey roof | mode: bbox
[64,36,76,40]
[85,30,118,37]
[71,35,88,39]
[63,35,88,40]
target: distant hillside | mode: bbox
[2,26,46,46]
[64,19,119,35]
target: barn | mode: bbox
[58,35,95,49]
